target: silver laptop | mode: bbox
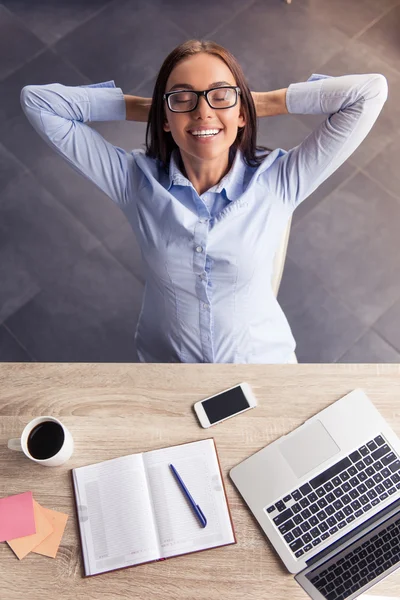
[230,389,400,599]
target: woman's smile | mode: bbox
[187,128,223,142]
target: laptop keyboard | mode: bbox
[266,435,400,559]
[308,514,400,600]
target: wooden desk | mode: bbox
[1,363,400,600]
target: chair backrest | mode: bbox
[271,215,292,297]
[271,215,298,363]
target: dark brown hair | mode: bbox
[145,39,272,173]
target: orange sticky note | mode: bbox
[7,499,53,559]
[32,505,68,558]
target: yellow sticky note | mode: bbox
[7,499,53,560]
[32,505,68,558]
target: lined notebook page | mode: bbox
[73,454,160,575]
[144,439,235,559]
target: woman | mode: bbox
[20,39,388,364]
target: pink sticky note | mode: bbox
[7,499,53,559]
[0,491,36,542]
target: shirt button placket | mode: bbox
[194,217,213,362]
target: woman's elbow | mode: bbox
[20,85,38,111]
[371,74,388,103]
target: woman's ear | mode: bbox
[163,116,171,132]
[238,102,246,128]
[238,112,246,129]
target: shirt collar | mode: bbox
[167,147,245,203]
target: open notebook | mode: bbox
[71,438,236,576]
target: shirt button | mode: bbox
[203,303,209,309]
[195,245,203,253]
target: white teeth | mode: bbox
[190,129,221,136]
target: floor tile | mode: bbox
[0,244,41,325]
[5,244,144,362]
[295,38,400,169]
[338,329,400,363]
[278,257,368,362]
[0,142,27,194]
[129,73,157,97]
[212,0,349,91]
[0,5,44,82]
[288,170,370,276]
[288,170,400,325]
[257,113,312,153]
[160,0,255,39]
[330,230,400,326]
[0,171,100,287]
[0,48,91,174]
[292,161,357,225]
[283,276,367,363]
[373,297,400,354]
[357,3,400,73]
[31,153,127,243]
[278,257,326,322]
[0,48,90,129]
[361,133,400,200]
[103,219,145,284]
[289,168,400,273]
[53,0,186,92]
[2,0,113,45]
[1,115,59,173]
[0,325,33,361]
[299,0,399,38]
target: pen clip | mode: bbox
[196,505,207,528]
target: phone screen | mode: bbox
[201,386,250,424]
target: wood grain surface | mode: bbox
[1,363,400,600]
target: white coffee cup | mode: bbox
[7,416,74,467]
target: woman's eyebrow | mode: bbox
[168,80,233,91]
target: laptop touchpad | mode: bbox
[279,420,340,479]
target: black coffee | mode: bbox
[27,421,65,460]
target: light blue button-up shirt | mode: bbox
[20,73,388,363]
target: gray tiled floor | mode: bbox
[1,0,400,363]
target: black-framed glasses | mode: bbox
[163,86,241,113]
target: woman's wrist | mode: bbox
[252,88,289,118]
[124,95,152,122]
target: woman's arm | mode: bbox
[20,81,136,206]
[124,95,152,122]
[258,73,388,210]
[251,89,289,117]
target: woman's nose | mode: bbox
[194,95,214,118]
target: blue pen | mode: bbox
[169,463,207,528]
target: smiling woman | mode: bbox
[146,40,272,196]
[20,38,388,364]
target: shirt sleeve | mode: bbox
[20,80,136,206]
[263,73,388,210]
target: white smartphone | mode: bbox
[194,382,257,428]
